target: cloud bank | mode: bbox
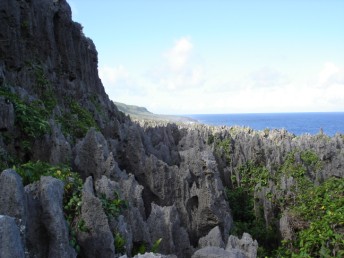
[99,37,344,114]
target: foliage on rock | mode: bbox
[224,147,343,257]
[15,161,85,252]
[0,87,50,140]
[280,177,344,257]
[58,100,99,139]
[99,192,127,218]
[226,161,279,256]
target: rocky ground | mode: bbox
[0,1,343,258]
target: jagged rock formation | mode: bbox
[192,233,257,258]
[0,0,343,257]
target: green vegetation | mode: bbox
[216,138,232,164]
[231,161,270,189]
[151,238,162,253]
[15,161,85,252]
[99,192,128,254]
[32,64,57,113]
[0,65,98,146]
[0,87,50,159]
[132,242,148,256]
[0,65,57,159]
[14,161,130,254]
[90,95,104,114]
[272,151,315,209]
[224,148,342,257]
[279,177,344,257]
[99,191,127,218]
[21,20,29,31]
[211,135,233,164]
[132,238,162,256]
[0,87,50,140]
[114,101,196,123]
[226,162,279,256]
[58,100,99,139]
[207,134,215,145]
[114,232,126,254]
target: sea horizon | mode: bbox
[186,112,344,136]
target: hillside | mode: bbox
[114,101,197,124]
[0,1,343,258]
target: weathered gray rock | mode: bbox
[77,176,115,258]
[119,174,145,217]
[25,181,49,258]
[94,175,134,255]
[179,147,233,243]
[147,203,192,258]
[2,0,344,257]
[226,233,258,258]
[114,215,133,256]
[0,215,25,258]
[133,253,178,258]
[74,129,116,179]
[126,206,151,247]
[32,120,72,165]
[193,230,257,258]
[120,253,177,258]
[95,175,121,199]
[192,246,240,258]
[39,176,76,258]
[198,226,225,248]
[0,169,26,225]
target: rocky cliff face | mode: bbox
[0,1,343,258]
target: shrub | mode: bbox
[288,177,344,257]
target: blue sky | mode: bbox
[69,0,344,114]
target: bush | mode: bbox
[287,177,344,257]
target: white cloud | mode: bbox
[99,65,129,86]
[249,67,289,89]
[98,46,344,114]
[317,62,344,87]
[148,37,206,91]
[98,65,148,104]
[163,37,193,71]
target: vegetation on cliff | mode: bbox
[217,135,344,257]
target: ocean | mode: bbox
[187,112,344,136]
